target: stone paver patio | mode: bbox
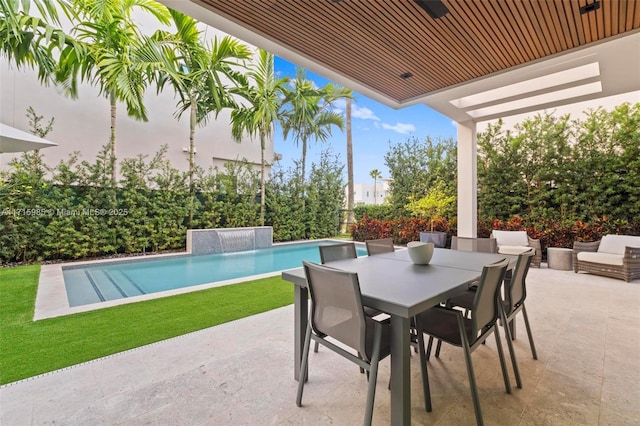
[1,266,639,425]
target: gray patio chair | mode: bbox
[451,236,497,253]
[445,250,536,390]
[297,261,419,425]
[319,242,358,264]
[415,259,511,426]
[316,242,382,355]
[365,238,394,255]
[364,238,427,354]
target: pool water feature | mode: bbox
[63,240,367,307]
[218,228,255,252]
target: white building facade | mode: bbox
[349,180,390,206]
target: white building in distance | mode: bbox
[349,180,390,206]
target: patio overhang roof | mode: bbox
[160,0,640,122]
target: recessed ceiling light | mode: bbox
[414,0,449,19]
[579,1,600,15]
[400,72,413,79]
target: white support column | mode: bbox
[457,120,477,238]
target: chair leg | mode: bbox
[500,312,521,389]
[313,341,319,353]
[364,326,382,426]
[493,326,513,393]
[458,320,484,426]
[521,304,538,360]
[426,336,434,360]
[509,317,517,340]
[296,324,313,407]
[417,329,432,412]
[435,339,443,358]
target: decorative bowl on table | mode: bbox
[407,241,435,265]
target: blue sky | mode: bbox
[273,57,457,183]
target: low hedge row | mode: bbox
[351,214,640,259]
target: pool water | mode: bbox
[63,240,367,307]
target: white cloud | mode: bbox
[382,122,416,135]
[351,105,380,121]
[333,98,347,110]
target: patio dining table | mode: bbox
[281,247,512,425]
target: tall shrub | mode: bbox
[385,136,456,216]
[78,147,118,256]
[305,149,345,239]
[215,160,260,227]
[266,162,306,242]
[149,159,189,251]
[43,154,92,259]
[0,151,50,262]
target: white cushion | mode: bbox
[498,245,533,256]
[597,235,640,255]
[577,251,624,266]
[492,230,529,247]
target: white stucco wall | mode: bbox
[0,13,272,178]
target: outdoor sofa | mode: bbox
[573,234,640,282]
[491,230,542,268]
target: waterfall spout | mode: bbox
[218,229,256,253]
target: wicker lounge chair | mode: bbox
[573,235,640,282]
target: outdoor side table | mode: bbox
[547,247,573,270]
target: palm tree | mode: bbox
[281,68,351,184]
[230,50,289,226]
[370,168,382,205]
[56,0,172,182]
[152,9,251,225]
[0,0,79,84]
[346,96,355,228]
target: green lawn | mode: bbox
[0,264,294,385]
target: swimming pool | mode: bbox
[63,240,367,307]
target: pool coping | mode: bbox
[34,239,357,320]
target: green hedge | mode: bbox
[353,204,397,221]
[0,147,345,264]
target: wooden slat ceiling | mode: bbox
[196,0,640,104]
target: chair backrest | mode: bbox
[365,238,395,255]
[452,236,497,253]
[319,242,357,264]
[505,249,534,312]
[491,230,529,248]
[471,259,509,335]
[302,260,368,359]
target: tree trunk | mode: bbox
[260,132,266,226]
[110,91,117,183]
[346,98,354,230]
[188,99,197,228]
[301,138,307,185]
[373,177,377,205]
[189,100,196,191]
